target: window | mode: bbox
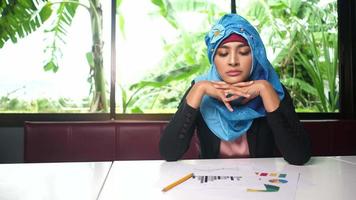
[0,0,355,126]
[115,0,230,113]
[115,0,339,113]
[0,0,111,113]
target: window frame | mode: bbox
[0,0,355,127]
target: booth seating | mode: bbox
[24,120,356,162]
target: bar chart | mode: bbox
[192,175,242,183]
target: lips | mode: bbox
[226,70,242,76]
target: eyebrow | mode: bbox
[219,44,250,49]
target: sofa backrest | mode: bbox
[24,121,199,162]
[24,120,356,162]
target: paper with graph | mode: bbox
[159,161,299,200]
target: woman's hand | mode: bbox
[186,81,250,112]
[215,80,281,112]
[224,80,264,103]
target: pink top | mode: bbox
[219,133,250,158]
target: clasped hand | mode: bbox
[205,80,267,112]
[187,80,279,112]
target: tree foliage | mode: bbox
[119,0,338,113]
[0,0,108,112]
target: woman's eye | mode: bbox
[218,52,228,57]
[239,50,251,56]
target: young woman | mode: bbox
[159,14,311,165]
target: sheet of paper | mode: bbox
[158,161,299,200]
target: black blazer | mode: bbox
[159,83,311,165]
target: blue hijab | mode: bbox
[194,14,285,141]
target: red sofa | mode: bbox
[24,120,356,162]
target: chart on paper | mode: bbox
[192,175,242,183]
[159,164,300,200]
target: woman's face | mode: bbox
[214,42,252,84]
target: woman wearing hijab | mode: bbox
[159,14,311,165]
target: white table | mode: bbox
[98,156,356,200]
[0,161,112,200]
[331,155,356,165]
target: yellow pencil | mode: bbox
[161,173,194,192]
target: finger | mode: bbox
[213,81,229,85]
[225,94,242,102]
[223,101,233,112]
[232,81,254,87]
[213,84,228,88]
[213,83,230,90]
[225,90,250,98]
[218,93,233,112]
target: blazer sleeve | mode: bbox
[266,86,311,165]
[159,83,199,161]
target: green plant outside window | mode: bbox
[0,0,338,114]
[117,0,338,113]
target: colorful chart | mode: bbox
[246,172,290,192]
[269,179,288,184]
[247,184,280,192]
[189,171,290,193]
[255,172,287,178]
[279,174,287,178]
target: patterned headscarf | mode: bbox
[194,14,285,141]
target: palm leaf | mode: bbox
[288,0,302,15]
[0,0,51,48]
[281,77,318,96]
[43,1,79,72]
[115,0,126,38]
[167,0,211,13]
[296,48,328,112]
[150,0,177,28]
[129,65,201,90]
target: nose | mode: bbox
[228,53,239,67]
